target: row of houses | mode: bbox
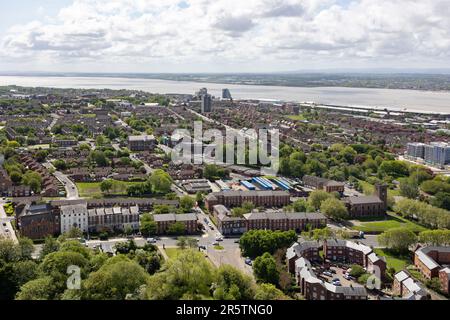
[20,154,62,197]
[212,204,327,235]
[16,198,179,239]
[286,240,387,300]
[0,168,32,197]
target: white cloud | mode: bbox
[1,0,450,72]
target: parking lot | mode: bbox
[316,264,364,288]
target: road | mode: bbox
[0,199,18,243]
[44,162,80,199]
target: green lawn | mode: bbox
[352,213,428,234]
[76,181,143,198]
[286,114,306,121]
[373,248,412,273]
[213,245,224,250]
[164,247,183,260]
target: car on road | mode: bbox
[198,245,207,250]
[146,238,157,244]
[245,258,252,266]
[234,239,240,244]
[212,241,219,246]
[2,223,6,227]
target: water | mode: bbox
[1,75,450,114]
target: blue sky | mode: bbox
[0,0,449,73]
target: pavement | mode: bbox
[0,199,18,243]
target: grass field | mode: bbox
[164,247,183,260]
[373,248,412,272]
[76,181,143,198]
[352,213,428,234]
[286,114,306,121]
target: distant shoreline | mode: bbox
[2,72,450,93]
[1,75,450,115]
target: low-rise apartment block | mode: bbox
[153,213,198,234]
[128,135,156,151]
[205,190,290,211]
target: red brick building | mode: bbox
[153,213,198,234]
[205,190,290,211]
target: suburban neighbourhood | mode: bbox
[0,84,449,302]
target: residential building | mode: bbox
[406,142,426,159]
[128,135,156,151]
[323,239,386,274]
[87,206,140,233]
[392,271,429,300]
[205,190,290,211]
[302,175,344,193]
[295,257,367,300]
[414,246,450,279]
[439,267,450,295]
[60,204,89,234]
[153,213,198,234]
[222,89,232,100]
[286,241,321,273]
[423,142,450,166]
[17,203,60,239]
[201,93,212,113]
[213,205,247,235]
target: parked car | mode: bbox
[323,271,333,277]
[212,241,219,246]
[333,280,342,286]
[198,245,207,250]
[245,258,252,266]
[330,269,336,274]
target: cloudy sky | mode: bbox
[0,0,449,73]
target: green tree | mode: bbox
[213,265,256,300]
[146,249,215,300]
[239,230,297,258]
[16,276,55,300]
[253,252,279,285]
[418,230,450,246]
[53,159,67,171]
[140,214,157,237]
[100,179,114,194]
[168,222,186,235]
[379,160,409,178]
[149,169,172,194]
[254,283,288,300]
[320,198,349,221]
[82,259,150,300]
[180,196,195,213]
[378,227,417,252]
[399,177,419,199]
[307,190,333,210]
